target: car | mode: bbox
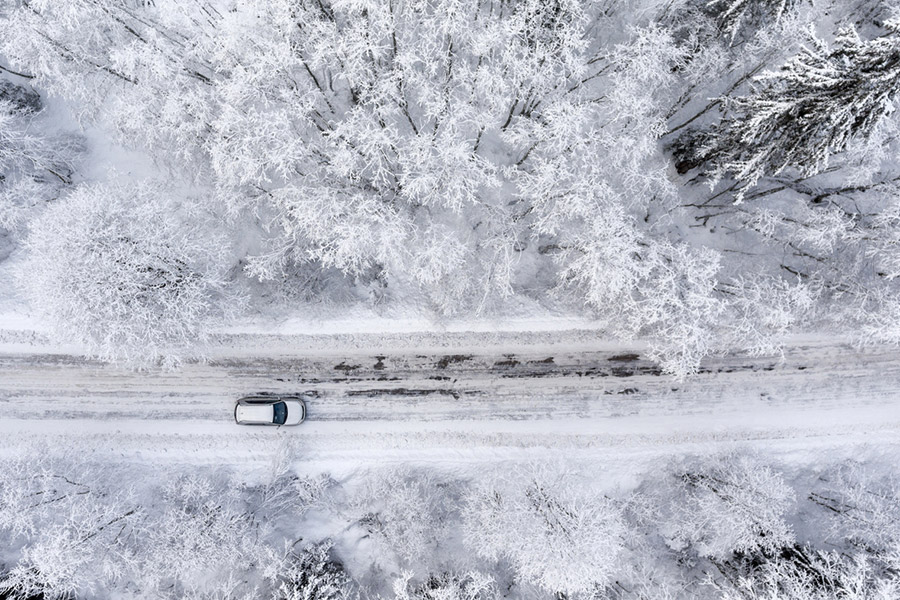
[234,395,307,426]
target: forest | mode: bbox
[0,446,897,599]
[3,0,900,375]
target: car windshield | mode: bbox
[272,402,287,425]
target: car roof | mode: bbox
[236,403,274,422]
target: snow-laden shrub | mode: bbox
[661,453,795,560]
[392,571,498,600]
[276,541,354,600]
[0,80,42,113]
[19,180,236,364]
[717,548,900,600]
[462,464,627,597]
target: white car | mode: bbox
[234,395,307,426]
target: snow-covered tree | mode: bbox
[635,243,725,378]
[0,1,221,170]
[0,79,42,113]
[810,464,900,563]
[661,453,795,560]
[709,21,900,202]
[0,502,139,600]
[722,275,818,356]
[654,3,900,362]
[0,455,140,600]
[462,464,627,597]
[0,452,335,600]
[707,0,808,42]
[138,472,273,598]
[18,179,236,364]
[0,84,80,236]
[342,468,452,568]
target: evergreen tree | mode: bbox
[709,21,900,202]
[708,0,806,42]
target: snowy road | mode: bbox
[0,334,898,470]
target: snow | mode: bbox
[2,2,900,597]
[220,314,609,336]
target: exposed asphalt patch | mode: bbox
[345,388,463,399]
[435,354,473,369]
[493,355,521,368]
[528,357,555,364]
[608,353,641,362]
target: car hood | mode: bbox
[283,400,305,425]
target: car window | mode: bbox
[273,402,287,425]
